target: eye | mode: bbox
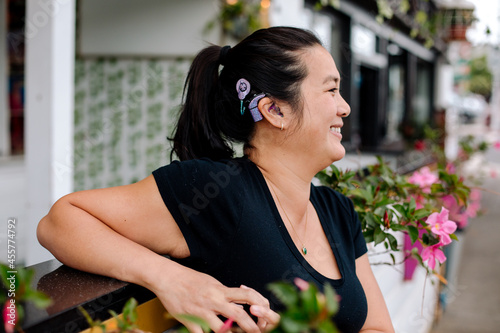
[328,88,338,95]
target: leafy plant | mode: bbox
[205,0,265,42]
[80,298,150,333]
[316,126,492,276]
[268,279,339,333]
[0,264,52,332]
[175,278,340,333]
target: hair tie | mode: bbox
[219,45,231,66]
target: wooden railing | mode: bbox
[20,260,176,333]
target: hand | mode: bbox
[153,264,280,333]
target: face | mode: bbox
[290,45,351,168]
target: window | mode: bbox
[2,0,25,156]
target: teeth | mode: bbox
[330,126,341,133]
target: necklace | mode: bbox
[265,175,309,255]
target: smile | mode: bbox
[330,126,341,134]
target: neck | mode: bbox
[247,146,313,219]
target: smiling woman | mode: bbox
[37,26,394,333]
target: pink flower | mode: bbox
[445,162,456,174]
[294,277,310,291]
[426,207,457,245]
[494,141,500,150]
[470,189,482,201]
[457,213,469,229]
[410,194,425,209]
[408,167,439,193]
[465,189,482,219]
[219,318,234,333]
[421,243,447,270]
[466,201,480,218]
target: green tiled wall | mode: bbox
[73,58,190,191]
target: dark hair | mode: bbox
[171,26,322,161]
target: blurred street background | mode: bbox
[430,129,500,333]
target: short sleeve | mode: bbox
[316,186,368,259]
[349,200,368,259]
[152,159,245,270]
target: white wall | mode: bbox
[24,0,76,265]
[269,0,309,28]
[0,159,26,264]
[79,0,220,56]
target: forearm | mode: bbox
[37,199,177,291]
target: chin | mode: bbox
[319,147,345,171]
[331,144,346,162]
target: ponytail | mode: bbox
[171,46,233,161]
[171,27,322,161]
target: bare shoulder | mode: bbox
[56,175,189,258]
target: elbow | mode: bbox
[36,195,71,252]
[37,214,52,250]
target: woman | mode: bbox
[38,27,394,333]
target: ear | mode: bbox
[258,97,284,130]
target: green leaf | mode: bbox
[323,283,339,315]
[416,10,428,24]
[300,283,319,316]
[176,314,211,333]
[363,229,375,243]
[374,227,386,246]
[122,297,138,324]
[267,282,299,308]
[408,197,416,212]
[414,208,431,221]
[390,223,406,232]
[408,225,419,244]
[280,316,310,333]
[23,289,52,309]
[390,253,396,265]
[392,204,407,216]
[450,233,459,241]
[318,319,339,333]
[364,212,379,228]
[0,264,9,288]
[386,233,398,251]
[399,0,410,13]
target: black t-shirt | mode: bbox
[153,157,368,332]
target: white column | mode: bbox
[269,0,309,28]
[25,0,75,265]
[0,0,9,156]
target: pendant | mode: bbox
[302,247,307,255]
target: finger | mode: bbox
[256,317,267,332]
[227,285,270,308]
[219,303,260,333]
[250,305,281,331]
[177,313,224,333]
[181,321,204,333]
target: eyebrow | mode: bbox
[322,75,340,85]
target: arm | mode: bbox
[37,175,279,333]
[356,254,395,333]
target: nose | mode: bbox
[337,94,351,118]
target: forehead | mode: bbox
[302,45,340,86]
